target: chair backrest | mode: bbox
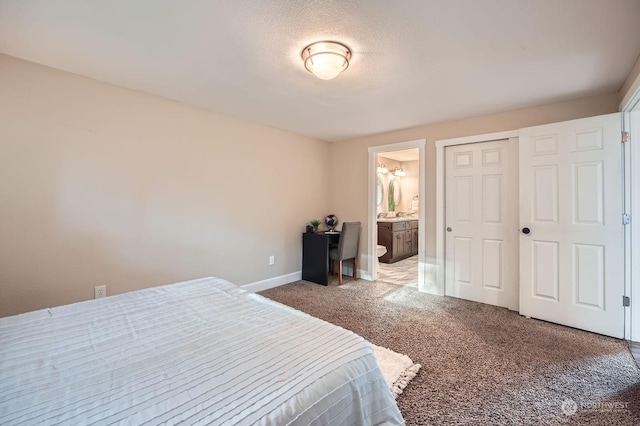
[337,222,361,260]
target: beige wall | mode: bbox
[0,50,630,317]
[376,157,419,216]
[376,156,400,215]
[0,54,330,317]
[329,93,619,271]
[398,160,419,213]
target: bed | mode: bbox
[0,277,404,425]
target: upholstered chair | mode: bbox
[329,222,361,285]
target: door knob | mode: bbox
[522,227,531,235]
[446,227,452,232]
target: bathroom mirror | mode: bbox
[389,178,401,205]
[376,176,383,206]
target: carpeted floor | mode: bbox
[260,277,640,425]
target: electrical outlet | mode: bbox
[269,256,275,265]
[94,285,107,299]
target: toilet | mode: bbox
[376,245,387,266]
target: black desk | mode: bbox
[302,232,340,285]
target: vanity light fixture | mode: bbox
[391,167,406,177]
[376,163,388,174]
[302,41,351,80]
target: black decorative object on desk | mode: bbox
[305,224,314,233]
[325,214,338,232]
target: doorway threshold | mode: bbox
[377,255,418,288]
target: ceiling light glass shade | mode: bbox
[377,163,388,174]
[302,41,351,80]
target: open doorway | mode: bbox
[367,140,426,290]
[376,149,420,287]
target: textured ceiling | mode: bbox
[1,0,639,142]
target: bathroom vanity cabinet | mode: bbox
[377,219,418,263]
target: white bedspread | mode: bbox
[0,277,404,425]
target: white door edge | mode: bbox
[627,110,640,342]
[622,112,632,341]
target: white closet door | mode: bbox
[519,113,624,338]
[445,139,518,310]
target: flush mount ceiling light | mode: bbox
[302,41,352,80]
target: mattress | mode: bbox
[0,277,404,425]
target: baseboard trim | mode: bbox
[242,271,301,293]
[359,269,373,281]
[339,262,373,282]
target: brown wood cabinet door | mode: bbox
[393,231,405,258]
[411,228,418,254]
[404,230,412,256]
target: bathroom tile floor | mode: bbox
[377,255,418,288]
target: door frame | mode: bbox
[621,75,640,342]
[435,130,519,296]
[367,139,426,289]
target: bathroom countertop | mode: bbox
[377,217,418,223]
